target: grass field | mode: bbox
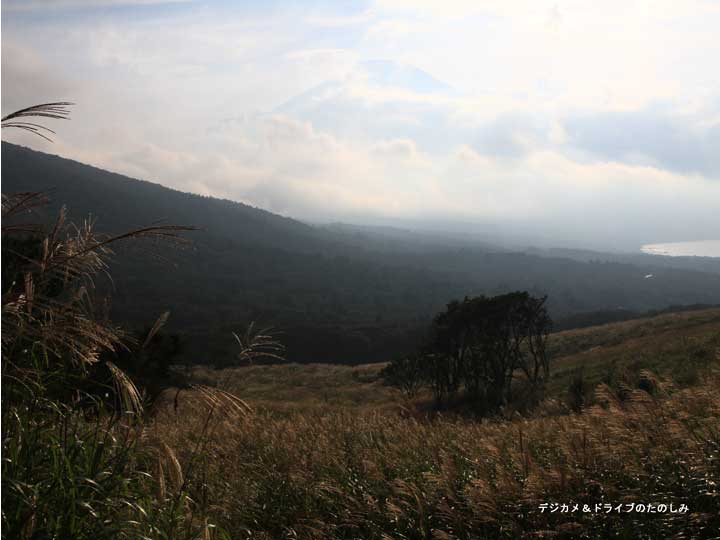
[184,308,720,414]
[150,309,720,539]
[8,299,718,539]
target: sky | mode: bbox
[2,0,720,251]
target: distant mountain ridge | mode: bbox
[4,141,720,364]
[1,142,336,252]
[276,60,455,117]
[525,246,720,275]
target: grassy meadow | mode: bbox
[150,380,720,539]
[185,308,720,415]
[126,309,720,539]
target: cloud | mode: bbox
[564,105,720,179]
[2,0,720,251]
[1,42,77,114]
[470,114,549,159]
[78,111,719,249]
[370,138,418,159]
[303,12,374,28]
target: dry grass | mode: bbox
[186,362,397,413]
[547,309,720,396]
[1,102,73,141]
[548,308,720,359]
[151,364,720,539]
[181,309,720,416]
[151,312,720,538]
[2,175,219,536]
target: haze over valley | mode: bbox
[3,142,720,365]
[3,1,720,253]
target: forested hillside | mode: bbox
[4,142,720,364]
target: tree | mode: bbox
[381,352,424,399]
[384,292,552,414]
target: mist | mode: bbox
[3,0,719,252]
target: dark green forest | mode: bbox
[4,141,720,365]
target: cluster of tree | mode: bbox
[384,292,552,415]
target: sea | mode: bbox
[641,240,720,258]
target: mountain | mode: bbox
[4,141,720,365]
[274,60,463,153]
[525,246,720,275]
[277,60,454,118]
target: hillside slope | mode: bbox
[4,142,720,364]
[188,308,720,412]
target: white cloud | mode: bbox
[2,0,719,250]
[370,138,419,159]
